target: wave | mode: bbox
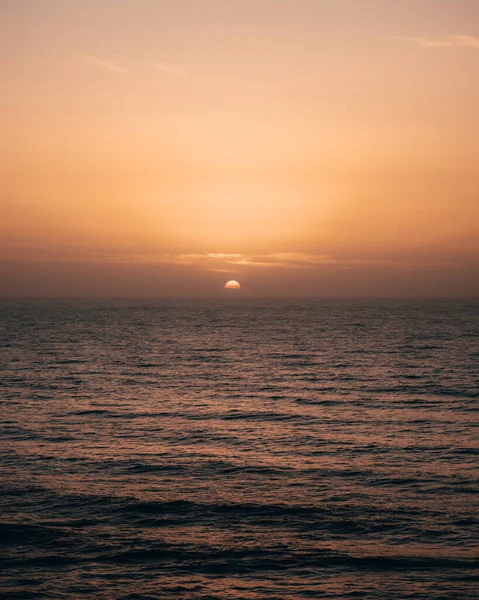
[0,523,69,546]
[71,409,112,416]
[18,544,475,574]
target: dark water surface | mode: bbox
[1,299,478,599]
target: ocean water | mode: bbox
[1,298,478,599]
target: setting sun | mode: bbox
[224,280,241,290]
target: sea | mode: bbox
[1,298,478,599]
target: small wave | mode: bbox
[220,411,315,422]
[108,411,172,419]
[71,409,112,416]
[453,448,479,455]
[115,499,330,519]
[0,523,68,546]
[95,545,479,573]
[54,359,88,365]
[294,398,343,406]
[2,554,77,568]
[121,463,186,474]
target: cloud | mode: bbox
[148,62,189,77]
[395,34,479,49]
[80,54,130,74]
[41,251,393,270]
[149,61,273,96]
[10,250,458,271]
[150,252,338,269]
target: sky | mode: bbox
[1,0,478,296]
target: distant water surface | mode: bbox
[1,299,478,599]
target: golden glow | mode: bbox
[0,1,478,296]
[224,280,241,290]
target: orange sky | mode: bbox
[1,0,478,296]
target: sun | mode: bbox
[224,280,241,290]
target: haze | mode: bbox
[1,0,478,297]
